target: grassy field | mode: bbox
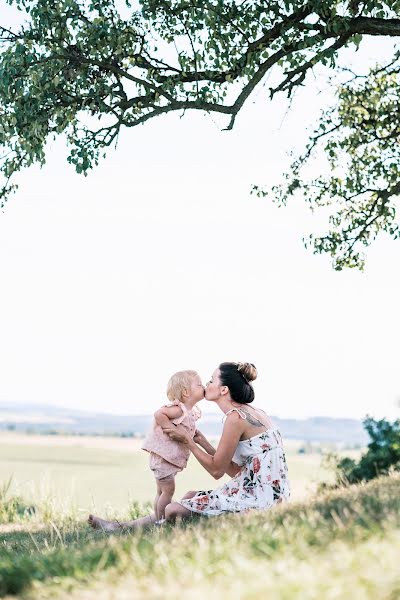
[0,433,353,513]
[0,433,396,599]
[0,472,399,599]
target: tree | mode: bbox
[326,416,400,486]
[1,1,400,268]
[257,51,400,270]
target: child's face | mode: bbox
[188,374,205,402]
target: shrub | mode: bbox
[326,417,400,487]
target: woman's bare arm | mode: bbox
[166,413,243,479]
[193,430,241,475]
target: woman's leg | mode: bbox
[88,513,157,531]
[164,489,200,522]
[88,490,200,531]
[164,502,194,522]
[181,490,198,500]
[156,477,175,520]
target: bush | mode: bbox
[327,417,400,486]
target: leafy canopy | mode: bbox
[259,51,400,270]
[1,0,400,268]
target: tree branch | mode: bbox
[347,16,400,36]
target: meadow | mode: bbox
[3,433,395,600]
[0,433,348,512]
[0,470,399,599]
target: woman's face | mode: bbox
[205,368,223,402]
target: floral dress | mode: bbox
[179,413,290,516]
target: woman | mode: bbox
[88,362,290,531]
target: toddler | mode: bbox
[142,370,204,522]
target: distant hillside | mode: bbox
[0,402,369,445]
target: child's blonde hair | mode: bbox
[167,370,198,403]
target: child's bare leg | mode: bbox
[154,479,162,521]
[156,476,175,520]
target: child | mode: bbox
[141,370,204,523]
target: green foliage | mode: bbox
[327,417,400,485]
[1,1,400,267]
[270,53,400,270]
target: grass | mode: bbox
[1,474,399,599]
[1,433,380,599]
[0,434,347,512]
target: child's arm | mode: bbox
[165,419,242,479]
[194,429,241,475]
[193,429,240,475]
[186,414,244,479]
[193,429,216,456]
[154,405,184,431]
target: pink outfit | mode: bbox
[149,452,179,480]
[142,401,201,480]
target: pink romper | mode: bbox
[142,401,201,480]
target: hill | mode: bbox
[0,474,399,598]
[0,402,369,445]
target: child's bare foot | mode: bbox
[88,514,121,532]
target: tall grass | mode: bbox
[0,478,37,524]
[1,474,399,598]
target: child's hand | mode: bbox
[193,429,204,444]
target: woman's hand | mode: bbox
[164,425,191,445]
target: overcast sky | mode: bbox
[0,5,399,420]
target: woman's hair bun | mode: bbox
[237,362,257,382]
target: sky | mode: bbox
[0,4,399,420]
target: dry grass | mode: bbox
[1,474,399,599]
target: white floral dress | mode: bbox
[179,414,290,516]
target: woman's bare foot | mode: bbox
[88,514,121,532]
